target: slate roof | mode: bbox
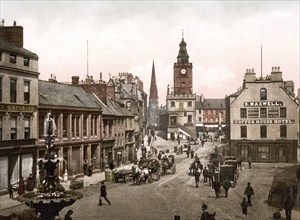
[39,80,101,110]
[0,38,38,59]
[196,98,226,110]
[86,93,113,115]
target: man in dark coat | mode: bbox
[222,177,232,198]
[194,169,200,188]
[212,179,221,198]
[244,182,254,206]
[203,167,209,183]
[283,188,295,220]
[99,181,111,206]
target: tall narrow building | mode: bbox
[166,36,197,141]
[148,61,159,126]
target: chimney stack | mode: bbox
[72,76,80,85]
[0,21,23,47]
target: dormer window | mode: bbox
[260,88,267,100]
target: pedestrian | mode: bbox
[212,178,221,198]
[8,184,14,198]
[154,148,158,156]
[180,145,183,154]
[109,161,115,170]
[248,157,252,169]
[99,181,111,206]
[240,197,248,219]
[200,204,215,220]
[244,182,254,206]
[64,210,73,220]
[222,177,232,198]
[194,168,200,188]
[283,188,295,220]
[190,149,194,158]
[200,204,209,220]
[186,149,190,158]
[296,165,300,182]
[157,152,162,160]
[17,178,25,196]
[201,139,205,147]
[203,167,209,183]
[88,165,93,177]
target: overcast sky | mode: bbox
[1,1,299,105]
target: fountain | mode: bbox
[18,113,83,220]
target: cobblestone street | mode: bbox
[1,136,299,220]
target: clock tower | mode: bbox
[173,37,193,95]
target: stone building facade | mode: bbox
[166,37,196,141]
[0,22,39,190]
[227,67,299,162]
[38,80,102,177]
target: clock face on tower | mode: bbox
[181,68,187,75]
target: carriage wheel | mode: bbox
[124,175,128,183]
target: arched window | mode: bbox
[260,88,267,100]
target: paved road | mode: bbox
[1,137,299,220]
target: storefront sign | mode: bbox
[0,104,37,112]
[244,101,283,107]
[233,119,295,124]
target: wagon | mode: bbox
[224,159,238,175]
[218,164,237,187]
[113,169,132,183]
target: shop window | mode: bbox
[280,125,287,138]
[240,108,247,118]
[280,107,286,118]
[10,117,17,139]
[241,126,247,138]
[260,88,267,100]
[24,81,30,104]
[257,146,270,159]
[240,145,248,158]
[260,125,267,138]
[24,117,30,139]
[10,78,17,103]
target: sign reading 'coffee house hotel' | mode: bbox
[233,100,295,124]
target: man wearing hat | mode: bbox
[200,204,209,220]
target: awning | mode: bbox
[178,128,191,137]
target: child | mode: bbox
[241,197,248,219]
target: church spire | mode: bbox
[177,32,189,63]
[149,60,158,99]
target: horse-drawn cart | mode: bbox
[113,169,133,183]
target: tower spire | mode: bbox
[149,60,158,99]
